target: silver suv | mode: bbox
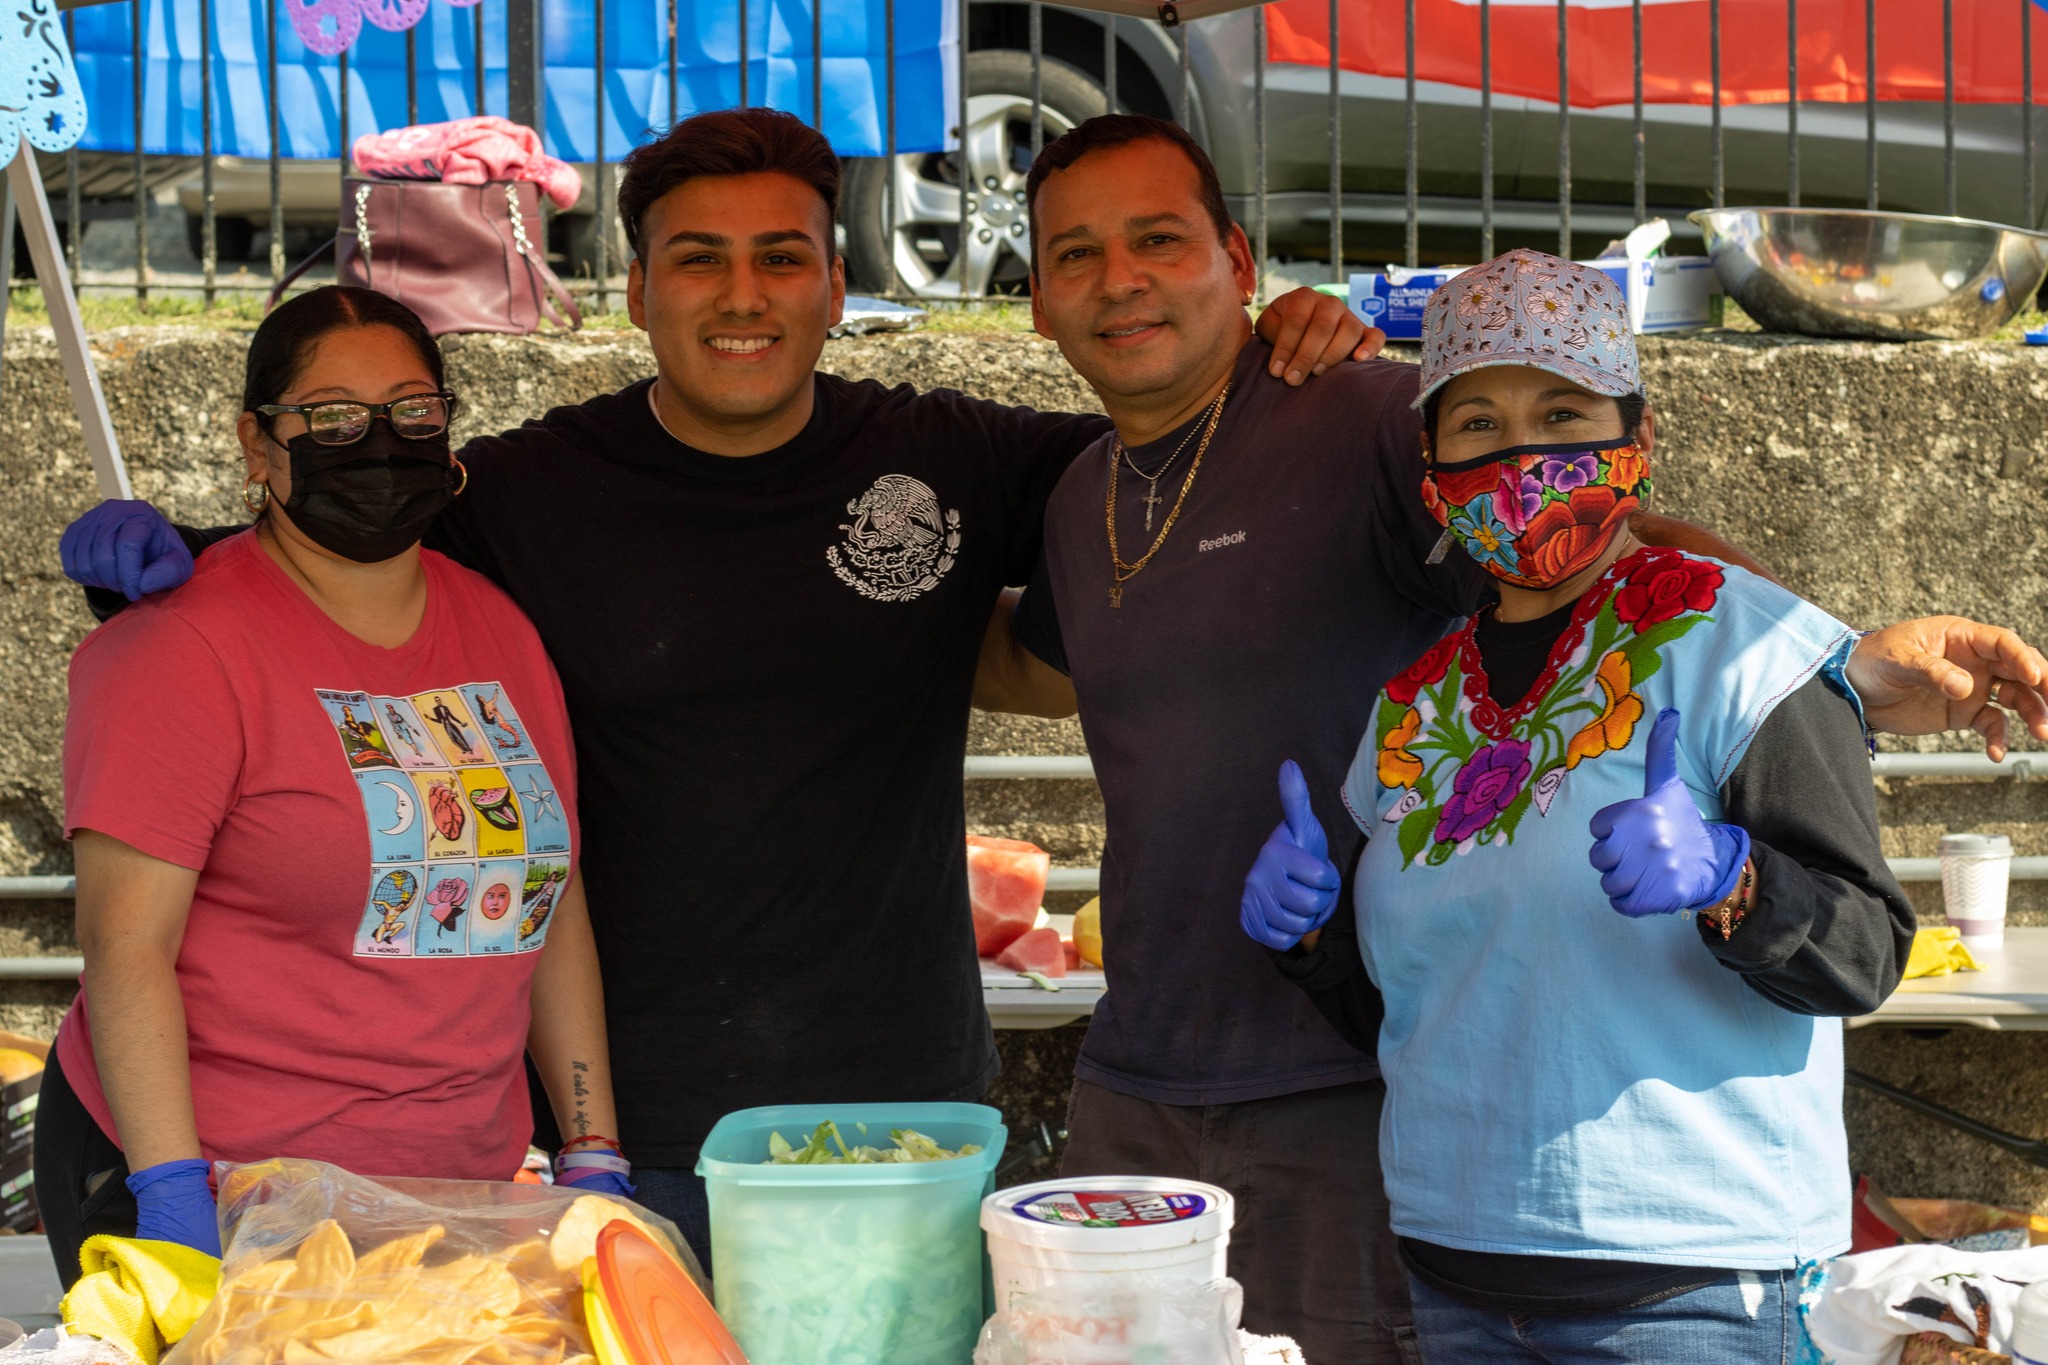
[38,5,2043,296]
[840,5,2046,295]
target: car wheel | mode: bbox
[842,49,1107,298]
[184,213,256,263]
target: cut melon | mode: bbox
[967,835,1050,957]
[997,926,1068,978]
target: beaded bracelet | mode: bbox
[558,1134,622,1153]
[1703,861,1755,941]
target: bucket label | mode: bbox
[1012,1190,1209,1229]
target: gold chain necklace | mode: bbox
[1105,383,1230,608]
[1120,387,1221,532]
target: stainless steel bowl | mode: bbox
[1688,207,2048,340]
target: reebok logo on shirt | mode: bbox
[1199,531,1248,553]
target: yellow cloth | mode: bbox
[61,1236,220,1365]
[1903,926,1983,980]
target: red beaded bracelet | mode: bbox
[1703,861,1755,942]
[559,1134,623,1153]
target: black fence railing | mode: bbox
[20,0,2048,307]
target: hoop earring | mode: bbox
[451,458,469,497]
[242,476,270,515]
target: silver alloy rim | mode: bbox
[886,92,1079,298]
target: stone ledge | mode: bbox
[7,324,2048,1211]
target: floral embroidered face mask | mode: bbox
[1422,438,1650,589]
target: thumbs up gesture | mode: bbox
[1587,708,1753,918]
[1240,760,1344,950]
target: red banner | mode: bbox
[1266,0,2048,107]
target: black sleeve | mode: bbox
[1707,673,1916,1017]
[981,405,1113,588]
[83,522,244,622]
[416,433,500,581]
[1265,837,1384,1054]
[1010,554,1069,676]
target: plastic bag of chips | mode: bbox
[166,1157,702,1365]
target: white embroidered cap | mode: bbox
[1414,249,1641,408]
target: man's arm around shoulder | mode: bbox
[975,589,1077,719]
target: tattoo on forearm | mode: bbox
[571,1059,590,1137]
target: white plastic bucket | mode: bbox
[1940,832,2014,956]
[981,1177,1235,1311]
[2014,1279,2048,1364]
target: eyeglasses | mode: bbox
[256,391,459,446]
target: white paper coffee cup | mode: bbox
[1941,832,2013,956]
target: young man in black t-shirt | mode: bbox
[979,114,2048,1363]
[56,108,1383,1267]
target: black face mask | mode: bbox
[277,424,458,564]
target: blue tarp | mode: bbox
[69,0,956,161]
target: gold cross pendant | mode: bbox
[1109,586,1122,608]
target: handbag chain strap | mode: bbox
[505,184,535,258]
[354,182,375,266]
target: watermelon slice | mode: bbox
[1063,939,1082,971]
[967,835,1050,957]
[997,926,1068,978]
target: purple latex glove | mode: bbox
[555,1166,637,1198]
[1239,760,1343,951]
[59,500,193,601]
[1587,708,1752,918]
[126,1158,221,1257]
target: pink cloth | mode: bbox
[352,116,582,210]
[57,530,580,1181]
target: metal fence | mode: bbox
[22,0,2048,306]
[0,751,2041,923]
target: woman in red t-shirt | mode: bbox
[40,287,630,1282]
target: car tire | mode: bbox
[842,49,1107,298]
[185,213,256,263]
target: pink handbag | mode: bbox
[272,176,582,337]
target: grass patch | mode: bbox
[6,286,274,330]
[914,300,1037,333]
[1,285,643,332]
[1991,307,2048,344]
[0,287,1039,336]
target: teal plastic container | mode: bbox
[696,1102,1007,1365]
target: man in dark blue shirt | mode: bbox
[975,113,2048,1362]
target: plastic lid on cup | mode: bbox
[1940,833,2014,858]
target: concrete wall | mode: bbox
[5,324,2048,1205]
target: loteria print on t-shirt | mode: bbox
[314,682,570,960]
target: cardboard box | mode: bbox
[1585,255,1724,334]
[0,1150,35,1235]
[1347,267,1463,341]
[0,1032,49,1164]
[1346,223,1724,339]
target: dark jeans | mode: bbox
[1408,1270,1795,1364]
[33,1047,138,1290]
[1061,1077,1420,1365]
[633,1164,713,1278]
